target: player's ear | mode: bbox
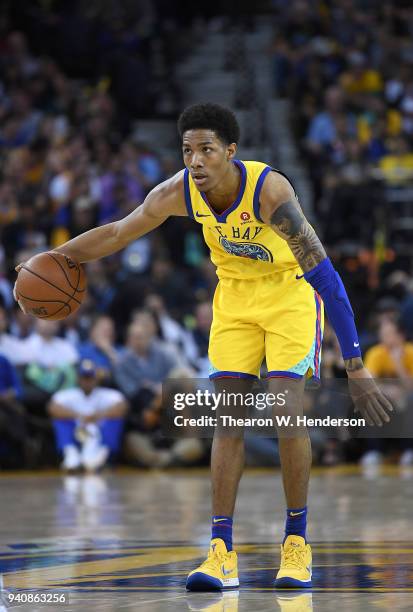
[226,143,237,161]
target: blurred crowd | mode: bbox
[0,2,216,470]
[1,1,413,470]
[271,0,413,248]
[267,0,413,469]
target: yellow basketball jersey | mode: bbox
[184,160,300,279]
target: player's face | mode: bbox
[182,130,236,192]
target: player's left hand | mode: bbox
[347,367,393,426]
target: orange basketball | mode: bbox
[15,252,87,320]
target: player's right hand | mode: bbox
[347,367,393,426]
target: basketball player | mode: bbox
[15,103,392,590]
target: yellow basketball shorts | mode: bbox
[209,268,324,380]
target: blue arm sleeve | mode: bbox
[304,258,361,361]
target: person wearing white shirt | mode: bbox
[23,319,78,367]
[48,360,128,471]
[0,306,27,366]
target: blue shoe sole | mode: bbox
[274,577,312,589]
[186,572,223,591]
[186,572,239,591]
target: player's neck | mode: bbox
[204,162,241,213]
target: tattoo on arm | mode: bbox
[344,357,364,372]
[270,201,327,272]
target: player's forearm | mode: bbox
[269,202,361,364]
[53,222,125,263]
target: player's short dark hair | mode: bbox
[177,103,240,145]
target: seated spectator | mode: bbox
[362,319,413,467]
[78,315,122,382]
[340,51,383,105]
[0,305,26,365]
[0,249,13,309]
[23,319,78,368]
[21,319,78,416]
[131,307,188,368]
[306,86,353,154]
[114,321,178,467]
[48,360,128,472]
[9,304,35,339]
[365,319,413,380]
[186,301,213,376]
[114,320,177,414]
[0,353,28,468]
[378,136,413,184]
[144,293,193,355]
[99,154,145,223]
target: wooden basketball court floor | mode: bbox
[0,466,412,611]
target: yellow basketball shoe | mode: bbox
[186,539,239,591]
[274,535,312,588]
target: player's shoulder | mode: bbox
[242,159,269,170]
[255,162,298,222]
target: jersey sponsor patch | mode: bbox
[219,237,273,262]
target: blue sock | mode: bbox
[284,506,307,542]
[211,516,233,551]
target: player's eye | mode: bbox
[183,148,191,154]
[203,147,212,153]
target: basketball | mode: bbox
[15,252,87,320]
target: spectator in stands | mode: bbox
[23,319,78,368]
[48,359,128,472]
[2,198,48,266]
[85,259,118,314]
[99,154,145,224]
[78,315,122,382]
[306,86,354,154]
[147,258,193,315]
[144,293,193,356]
[135,143,164,191]
[362,319,413,466]
[339,51,383,108]
[114,320,178,467]
[9,304,35,339]
[131,307,188,367]
[114,320,177,416]
[378,136,413,184]
[0,249,13,309]
[365,319,413,381]
[0,353,27,468]
[21,319,78,417]
[0,304,26,365]
[186,301,213,376]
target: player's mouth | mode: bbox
[192,173,208,187]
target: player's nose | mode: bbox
[190,153,204,169]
